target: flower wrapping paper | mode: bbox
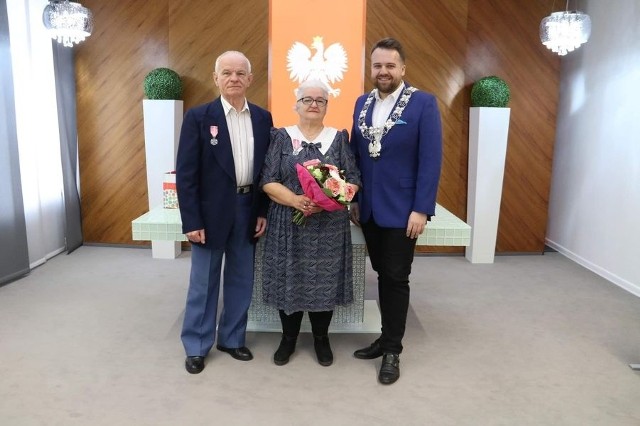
[295,163,344,215]
[163,171,179,209]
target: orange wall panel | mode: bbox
[269,0,366,132]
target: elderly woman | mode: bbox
[259,79,361,366]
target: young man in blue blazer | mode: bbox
[350,38,443,385]
[176,51,273,374]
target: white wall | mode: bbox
[547,0,640,296]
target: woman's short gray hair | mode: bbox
[295,79,329,99]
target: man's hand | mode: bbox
[254,217,267,238]
[186,229,206,244]
[406,211,427,239]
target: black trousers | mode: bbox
[279,310,333,337]
[361,219,418,354]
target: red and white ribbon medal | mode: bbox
[210,126,219,146]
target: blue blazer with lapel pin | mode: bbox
[176,97,273,248]
[350,85,442,227]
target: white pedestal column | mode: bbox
[465,107,510,264]
[151,240,181,259]
[143,100,183,258]
[142,99,183,209]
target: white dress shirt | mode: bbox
[372,81,406,128]
[220,96,254,186]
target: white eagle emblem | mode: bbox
[287,36,348,97]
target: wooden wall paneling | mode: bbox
[75,0,269,245]
[466,0,560,253]
[169,0,270,112]
[76,0,171,245]
[366,0,469,253]
[74,0,560,253]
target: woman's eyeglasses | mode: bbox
[297,97,328,107]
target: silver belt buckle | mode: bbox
[237,185,251,194]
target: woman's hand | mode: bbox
[296,195,320,214]
[349,202,360,226]
[263,183,321,214]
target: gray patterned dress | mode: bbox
[259,127,362,314]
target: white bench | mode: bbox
[132,204,471,251]
[132,204,471,332]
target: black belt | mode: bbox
[236,185,252,194]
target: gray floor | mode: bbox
[1,246,639,425]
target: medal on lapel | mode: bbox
[210,125,218,146]
[368,127,383,158]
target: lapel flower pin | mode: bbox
[292,138,302,155]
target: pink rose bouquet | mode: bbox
[293,159,356,225]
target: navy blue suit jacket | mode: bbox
[176,97,273,249]
[350,87,442,228]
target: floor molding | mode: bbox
[545,238,640,298]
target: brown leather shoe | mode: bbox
[353,340,383,359]
[378,353,400,385]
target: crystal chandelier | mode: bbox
[42,0,94,48]
[540,5,591,56]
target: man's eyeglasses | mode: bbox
[297,97,328,107]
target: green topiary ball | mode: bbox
[470,76,510,107]
[143,68,183,100]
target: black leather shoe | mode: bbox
[354,339,383,359]
[216,345,253,361]
[274,335,297,366]
[378,353,400,385]
[185,356,205,374]
[313,335,333,366]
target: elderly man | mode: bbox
[176,51,273,374]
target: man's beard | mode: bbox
[375,77,400,94]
